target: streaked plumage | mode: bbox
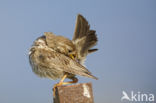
[29,14,98,82]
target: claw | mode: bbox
[52,74,78,97]
[53,82,63,97]
[53,73,68,97]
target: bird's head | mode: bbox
[68,49,77,60]
[55,36,77,59]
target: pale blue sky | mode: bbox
[0,0,156,103]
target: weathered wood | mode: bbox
[53,83,94,103]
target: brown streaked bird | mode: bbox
[29,14,98,93]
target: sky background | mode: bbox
[0,0,156,103]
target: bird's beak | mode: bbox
[69,53,76,60]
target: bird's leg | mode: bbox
[60,77,78,85]
[53,76,78,97]
[53,73,68,97]
[54,74,68,87]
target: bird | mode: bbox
[29,14,98,94]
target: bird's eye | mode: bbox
[68,50,72,53]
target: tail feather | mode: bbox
[81,30,98,56]
[72,14,98,65]
[88,49,98,54]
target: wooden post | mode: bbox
[53,83,94,103]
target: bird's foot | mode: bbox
[52,77,78,97]
[53,82,63,97]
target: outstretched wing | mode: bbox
[72,14,98,64]
[32,47,97,80]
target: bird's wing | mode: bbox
[44,32,74,52]
[44,32,57,49]
[72,14,98,64]
[34,47,98,80]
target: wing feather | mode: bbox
[34,47,97,79]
